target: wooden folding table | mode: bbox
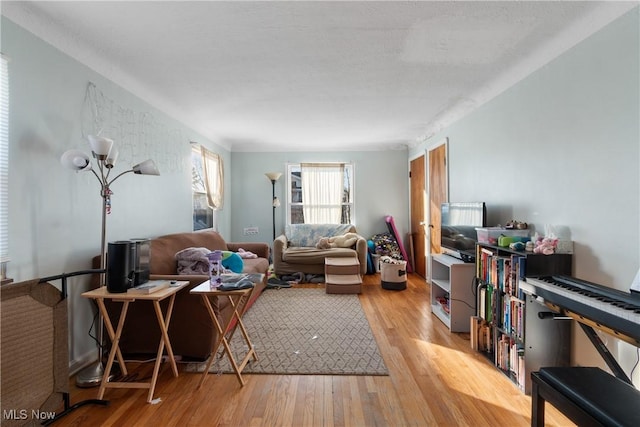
[82,281,188,402]
[190,279,260,387]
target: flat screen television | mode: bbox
[440,202,486,262]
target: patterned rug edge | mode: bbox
[184,287,389,376]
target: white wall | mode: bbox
[2,15,409,373]
[229,150,410,243]
[409,7,640,380]
[2,18,231,371]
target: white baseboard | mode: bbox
[69,351,98,376]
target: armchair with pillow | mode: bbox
[273,224,367,276]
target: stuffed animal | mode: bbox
[505,220,528,230]
[267,263,277,279]
[316,237,331,249]
[236,248,257,259]
[327,232,359,248]
[533,237,557,255]
[316,233,359,249]
[220,250,244,273]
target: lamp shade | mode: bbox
[265,172,282,182]
[132,159,160,175]
[60,149,92,171]
[105,147,119,169]
[88,135,113,160]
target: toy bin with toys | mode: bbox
[380,256,407,290]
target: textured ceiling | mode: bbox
[2,1,637,152]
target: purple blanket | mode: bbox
[175,247,211,275]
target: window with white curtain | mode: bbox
[191,144,223,231]
[287,162,354,225]
[0,55,9,281]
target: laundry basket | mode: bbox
[380,258,407,290]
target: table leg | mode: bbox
[152,295,179,376]
[220,333,245,386]
[96,299,130,400]
[197,292,258,388]
[96,298,128,373]
[234,312,258,365]
[227,295,257,365]
[146,295,179,403]
[197,295,227,389]
[221,294,257,384]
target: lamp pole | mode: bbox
[265,172,282,242]
[61,135,159,387]
[271,180,276,241]
[74,190,110,388]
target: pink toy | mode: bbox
[237,248,258,259]
[385,215,412,272]
[533,236,558,255]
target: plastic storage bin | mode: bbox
[475,227,529,245]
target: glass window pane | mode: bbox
[291,205,304,224]
[192,145,214,230]
[287,163,354,225]
[191,149,206,193]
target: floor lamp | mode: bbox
[61,135,160,387]
[265,172,282,242]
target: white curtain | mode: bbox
[202,147,224,210]
[301,163,344,224]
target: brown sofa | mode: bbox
[102,230,269,361]
[273,224,367,276]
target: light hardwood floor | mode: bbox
[56,274,573,426]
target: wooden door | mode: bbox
[428,141,448,256]
[409,156,426,278]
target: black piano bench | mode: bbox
[531,367,640,427]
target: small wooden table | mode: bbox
[82,280,188,402]
[190,278,261,387]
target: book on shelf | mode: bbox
[476,320,492,353]
[479,287,486,319]
[127,280,170,294]
[486,285,494,323]
[478,284,495,323]
[470,316,482,351]
[481,322,492,352]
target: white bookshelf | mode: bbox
[430,253,476,332]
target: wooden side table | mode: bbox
[190,278,261,388]
[81,280,188,402]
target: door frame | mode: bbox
[408,152,426,279]
[426,137,449,284]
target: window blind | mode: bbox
[0,55,9,264]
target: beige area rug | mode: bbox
[185,287,388,376]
